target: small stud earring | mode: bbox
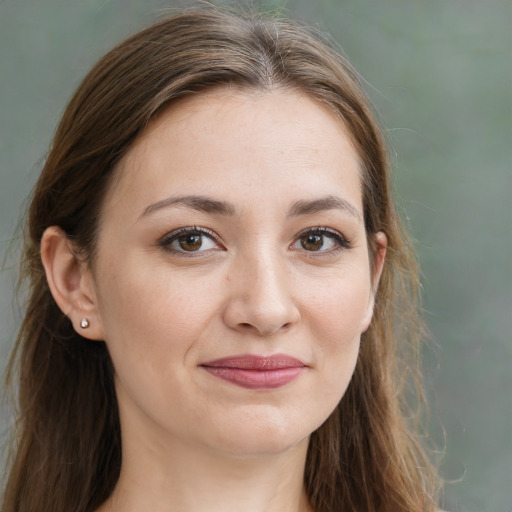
[80,318,90,329]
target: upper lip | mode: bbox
[200,354,306,370]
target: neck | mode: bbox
[98,430,313,512]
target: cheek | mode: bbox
[303,264,373,341]
[302,267,372,399]
[94,254,218,373]
[93,260,223,430]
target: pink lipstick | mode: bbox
[200,354,306,390]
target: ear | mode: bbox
[361,231,387,332]
[40,226,104,340]
[371,231,387,293]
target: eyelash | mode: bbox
[158,226,352,257]
[158,226,222,257]
[293,227,352,256]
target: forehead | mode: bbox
[103,87,363,219]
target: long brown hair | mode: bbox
[2,5,438,512]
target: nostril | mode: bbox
[237,321,293,335]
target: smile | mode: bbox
[200,354,307,390]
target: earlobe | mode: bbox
[40,226,104,340]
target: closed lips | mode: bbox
[200,354,307,389]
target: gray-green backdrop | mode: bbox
[1,1,511,510]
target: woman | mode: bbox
[2,5,439,512]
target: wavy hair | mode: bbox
[2,5,437,512]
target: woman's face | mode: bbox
[87,88,384,457]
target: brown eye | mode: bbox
[292,227,351,254]
[178,234,203,252]
[300,234,324,251]
[160,227,220,255]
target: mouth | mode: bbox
[200,354,307,390]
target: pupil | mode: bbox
[179,234,201,251]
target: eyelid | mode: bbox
[158,226,224,256]
[292,226,352,253]
[157,225,351,257]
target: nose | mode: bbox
[222,252,300,337]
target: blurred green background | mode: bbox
[0,0,510,510]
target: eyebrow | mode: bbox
[139,195,237,219]
[288,195,363,222]
[139,194,362,222]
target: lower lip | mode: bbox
[202,366,304,390]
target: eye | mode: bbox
[159,227,222,255]
[291,227,351,254]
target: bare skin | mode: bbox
[42,88,385,512]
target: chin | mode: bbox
[202,411,316,459]
[215,432,310,460]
